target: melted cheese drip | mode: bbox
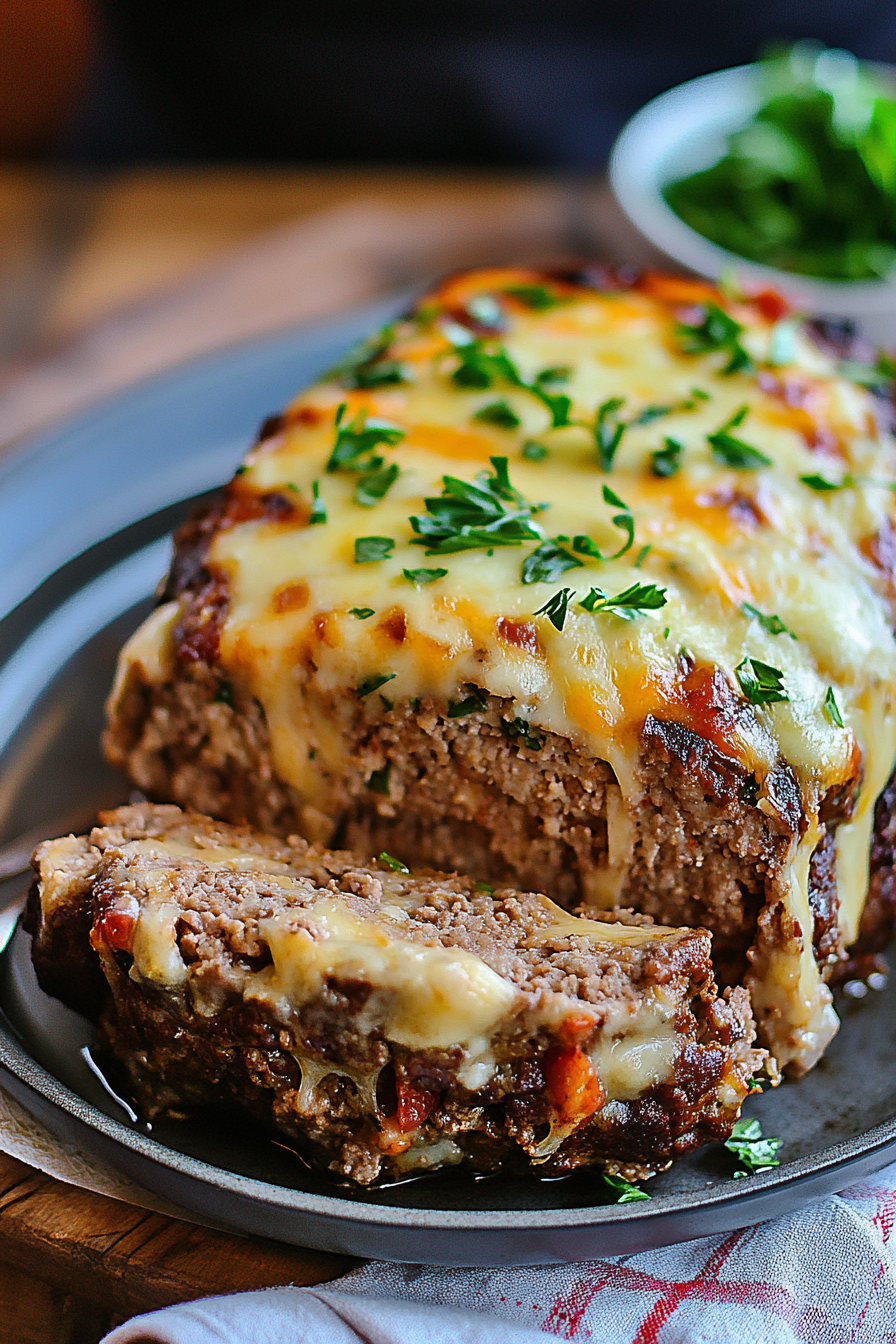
[117,271,896,1074]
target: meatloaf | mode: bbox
[104,266,896,1077]
[26,804,763,1186]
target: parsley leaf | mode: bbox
[403,566,448,586]
[535,366,572,387]
[595,397,627,470]
[447,689,489,717]
[474,879,495,893]
[409,457,545,555]
[310,478,327,524]
[327,405,405,473]
[366,763,391,795]
[579,582,668,618]
[521,540,583,585]
[355,461,400,507]
[742,602,796,640]
[736,657,789,704]
[503,284,565,310]
[522,440,548,462]
[600,483,635,559]
[724,1117,782,1176]
[534,587,574,630]
[326,323,410,389]
[651,436,684,477]
[677,302,752,375]
[709,430,772,470]
[378,850,410,873]
[474,399,521,430]
[632,404,674,425]
[349,606,375,619]
[354,536,395,563]
[451,339,519,389]
[824,686,845,728]
[357,672,396,699]
[602,1172,650,1203]
[501,717,544,751]
[800,472,853,491]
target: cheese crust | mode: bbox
[105,267,896,1077]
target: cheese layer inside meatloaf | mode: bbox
[27,805,763,1186]
[104,267,896,1077]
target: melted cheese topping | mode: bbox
[117,269,896,1074]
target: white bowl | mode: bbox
[609,63,896,348]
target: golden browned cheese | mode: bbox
[110,268,896,1076]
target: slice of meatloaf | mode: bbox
[27,804,764,1187]
[103,266,896,1078]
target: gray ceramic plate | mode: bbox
[0,307,895,1266]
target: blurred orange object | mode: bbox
[0,0,94,156]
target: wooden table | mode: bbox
[0,165,662,1338]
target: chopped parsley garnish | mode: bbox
[327,323,410,389]
[379,850,409,873]
[409,456,545,555]
[602,1172,650,1203]
[380,693,393,710]
[736,657,789,705]
[286,481,299,494]
[451,338,519,389]
[599,483,635,559]
[676,302,752,375]
[474,879,495,893]
[403,566,448,586]
[521,540,583,586]
[213,680,234,707]
[473,399,521,430]
[578,582,668,618]
[742,603,796,640]
[824,686,845,728]
[501,717,544,751]
[595,396,627,470]
[354,536,395,563]
[522,440,548,462]
[535,366,572,387]
[355,461,400,507]
[327,404,405,474]
[349,607,375,619]
[309,479,327,524]
[448,335,571,427]
[651,436,684,478]
[632,404,674,425]
[800,471,853,491]
[634,544,652,568]
[708,407,772,470]
[724,1117,782,1177]
[503,284,565,310]
[534,586,574,630]
[234,464,248,476]
[366,763,391,795]
[447,689,489,717]
[356,672,397,699]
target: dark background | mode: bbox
[4,1,896,168]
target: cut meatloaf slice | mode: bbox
[27,804,764,1187]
